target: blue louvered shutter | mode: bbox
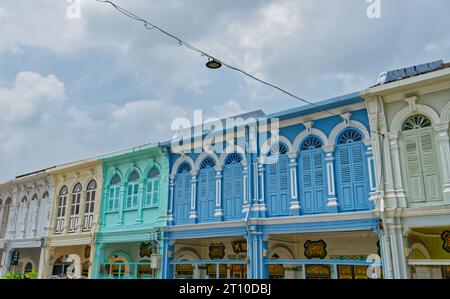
[278,155,289,215]
[224,165,234,220]
[207,168,216,218]
[267,161,279,215]
[337,146,354,211]
[183,173,191,222]
[233,164,243,219]
[351,143,368,209]
[313,150,326,213]
[301,151,314,214]
[174,175,184,224]
[198,168,215,222]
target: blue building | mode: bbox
[163,93,383,279]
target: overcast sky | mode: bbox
[1,0,450,182]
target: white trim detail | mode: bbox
[390,104,441,132]
[441,100,450,123]
[329,120,371,146]
[260,135,294,155]
[292,128,329,149]
[171,156,195,178]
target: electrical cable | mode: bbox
[95,0,385,138]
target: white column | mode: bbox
[214,171,223,217]
[324,146,338,207]
[288,155,300,211]
[63,191,72,234]
[388,133,407,208]
[136,182,144,223]
[189,175,198,219]
[366,144,377,203]
[434,124,450,202]
[168,178,175,221]
[37,242,46,279]
[242,166,249,213]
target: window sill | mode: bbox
[142,205,159,210]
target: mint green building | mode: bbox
[93,143,169,279]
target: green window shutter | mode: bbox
[418,128,442,202]
[403,131,426,203]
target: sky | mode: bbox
[1,0,450,182]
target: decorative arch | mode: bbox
[260,135,294,156]
[391,104,441,132]
[124,166,143,182]
[409,242,431,260]
[143,162,162,179]
[105,250,133,264]
[194,152,220,172]
[329,120,371,146]
[293,128,329,151]
[171,156,195,177]
[218,145,247,171]
[441,100,450,123]
[175,247,201,261]
[269,244,295,260]
[106,169,123,186]
[19,257,36,274]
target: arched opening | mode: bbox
[84,180,97,231]
[145,168,160,207]
[55,186,68,234]
[108,175,121,211]
[69,183,82,232]
[126,171,140,209]
[335,129,370,211]
[299,136,327,214]
[401,114,442,204]
[197,157,216,222]
[174,162,192,224]
[223,153,244,221]
[266,143,290,217]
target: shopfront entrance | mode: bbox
[172,236,248,279]
[266,231,382,279]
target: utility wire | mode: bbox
[97,3,340,115]
[95,0,385,137]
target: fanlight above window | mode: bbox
[269,143,288,156]
[177,162,192,174]
[21,196,27,203]
[73,183,82,193]
[111,175,121,185]
[60,186,68,196]
[148,168,160,178]
[129,171,140,182]
[338,129,363,145]
[200,157,216,169]
[88,180,97,190]
[225,153,242,165]
[32,194,38,201]
[42,192,49,199]
[301,137,323,151]
[402,115,432,131]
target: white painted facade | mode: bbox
[363,66,450,279]
[0,171,54,278]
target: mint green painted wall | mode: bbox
[98,145,169,236]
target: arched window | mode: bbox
[145,168,160,207]
[26,194,39,237]
[299,136,327,214]
[108,175,121,211]
[84,180,97,231]
[0,198,11,238]
[223,153,243,220]
[42,192,49,199]
[401,114,441,203]
[174,162,192,224]
[126,171,140,209]
[55,186,68,234]
[335,129,369,211]
[24,262,33,274]
[69,183,82,232]
[197,157,216,222]
[266,143,290,217]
